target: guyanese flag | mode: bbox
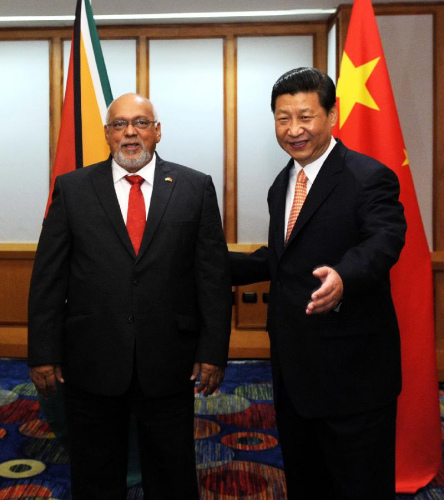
[333,0,441,493]
[45,0,113,216]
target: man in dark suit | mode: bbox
[231,68,406,499]
[28,93,232,500]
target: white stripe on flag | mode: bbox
[80,0,108,123]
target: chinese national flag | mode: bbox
[333,0,441,493]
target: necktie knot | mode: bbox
[297,169,308,185]
[125,175,145,187]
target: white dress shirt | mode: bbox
[112,153,156,223]
[284,137,337,240]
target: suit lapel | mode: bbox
[137,156,176,259]
[89,157,135,256]
[284,140,345,249]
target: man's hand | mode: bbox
[191,362,225,397]
[30,364,64,399]
[306,266,343,315]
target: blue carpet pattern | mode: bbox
[0,358,443,499]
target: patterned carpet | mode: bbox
[0,358,443,499]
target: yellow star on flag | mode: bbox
[336,52,381,128]
[402,149,409,166]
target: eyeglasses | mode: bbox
[106,119,157,132]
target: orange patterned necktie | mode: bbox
[285,168,308,244]
[125,175,146,255]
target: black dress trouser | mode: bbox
[275,384,397,500]
[64,374,199,500]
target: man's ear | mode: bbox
[329,105,338,127]
[104,125,111,145]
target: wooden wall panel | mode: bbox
[228,325,270,359]
[0,246,273,360]
[235,282,269,329]
[0,327,27,358]
[434,7,444,251]
[433,253,444,380]
[5,249,444,367]
[223,35,237,242]
[0,248,34,325]
[0,246,34,359]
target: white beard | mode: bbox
[114,148,152,170]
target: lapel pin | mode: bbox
[164,177,173,183]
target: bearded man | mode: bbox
[28,93,232,500]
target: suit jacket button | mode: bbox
[128,315,134,323]
[276,278,283,285]
[133,279,139,286]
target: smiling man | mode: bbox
[230,68,407,499]
[105,94,159,172]
[28,93,232,500]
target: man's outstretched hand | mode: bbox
[306,266,343,315]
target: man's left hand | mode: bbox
[306,266,343,315]
[191,362,225,397]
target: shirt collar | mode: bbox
[112,152,156,186]
[292,136,337,183]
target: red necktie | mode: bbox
[125,175,146,255]
[285,169,308,244]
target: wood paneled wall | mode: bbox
[0,245,34,358]
[4,246,444,369]
[2,5,444,378]
[0,243,273,359]
[0,21,326,360]
[0,21,327,225]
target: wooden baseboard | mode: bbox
[0,326,28,358]
[0,326,269,361]
[228,328,270,358]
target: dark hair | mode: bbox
[271,67,336,114]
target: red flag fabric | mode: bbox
[44,48,76,217]
[334,0,441,493]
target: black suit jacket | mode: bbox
[231,140,406,418]
[28,155,232,397]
